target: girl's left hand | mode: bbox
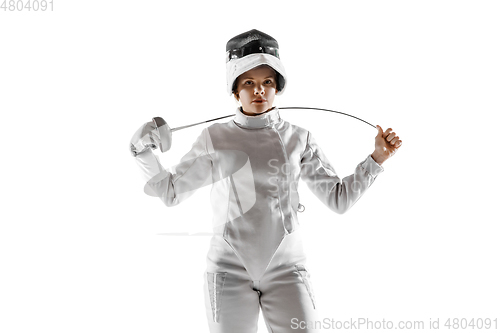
[371,125,402,165]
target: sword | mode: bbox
[170,107,376,132]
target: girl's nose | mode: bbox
[254,85,264,95]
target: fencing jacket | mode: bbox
[134,106,384,281]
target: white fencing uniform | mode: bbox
[133,106,384,332]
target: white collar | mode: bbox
[233,106,282,129]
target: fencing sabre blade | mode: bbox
[170,107,376,132]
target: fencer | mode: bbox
[130,29,402,333]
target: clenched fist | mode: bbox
[129,117,172,157]
[371,125,402,165]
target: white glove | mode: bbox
[129,117,172,157]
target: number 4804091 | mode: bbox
[1,0,54,11]
[444,318,498,330]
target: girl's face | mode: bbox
[234,65,277,115]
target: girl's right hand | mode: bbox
[371,125,402,165]
[129,117,172,157]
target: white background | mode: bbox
[1,1,499,332]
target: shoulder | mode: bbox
[206,119,234,133]
[290,122,310,136]
[204,120,238,143]
[281,120,310,140]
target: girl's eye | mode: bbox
[265,80,272,84]
[244,81,253,85]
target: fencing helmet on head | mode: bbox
[226,29,287,96]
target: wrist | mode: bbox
[371,151,386,165]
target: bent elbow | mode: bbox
[328,183,350,214]
[331,204,350,215]
[337,207,348,215]
[160,194,179,207]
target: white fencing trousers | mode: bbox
[203,230,321,333]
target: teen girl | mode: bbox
[130,29,402,333]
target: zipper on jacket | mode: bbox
[271,124,294,234]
